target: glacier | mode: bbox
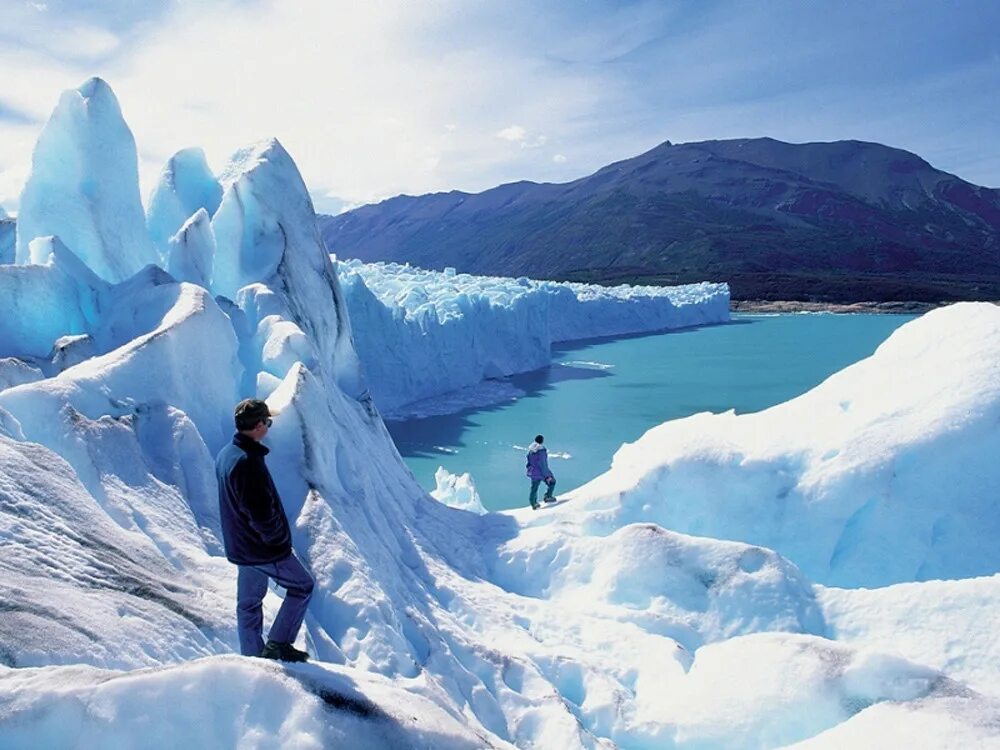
[336,259,730,415]
[1,77,999,749]
[14,78,159,283]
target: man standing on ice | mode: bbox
[216,399,314,663]
[526,434,557,509]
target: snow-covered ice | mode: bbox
[1,78,999,749]
[819,574,1000,698]
[336,260,729,414]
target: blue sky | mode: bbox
[0,0,998,213]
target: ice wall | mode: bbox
[541,277,730,341]
[15,78,159,282]
[336,260,730,414]
[336,261,549,413]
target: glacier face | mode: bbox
[1,78,999,748]
[337,259,730,414]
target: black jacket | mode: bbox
[216,433,292,565]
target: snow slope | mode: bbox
[337,260,729,414]
[819,574,1000,698]
[1,78,998,749]
[562,302,1000,588]
[0,657,506,750]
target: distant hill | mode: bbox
[319,138,1000,302]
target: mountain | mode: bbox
[319,138,1000,302]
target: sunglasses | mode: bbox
[264,418,273,428]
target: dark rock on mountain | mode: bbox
[319,138,1000,302]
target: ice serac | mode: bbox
[212,138,365,400]
[166,207,214,286]
[0,236,104,361]
[147,147,222,259]
[568,302,1000,588]
[14,78,159,283]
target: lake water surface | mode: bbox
[387,313,917,511]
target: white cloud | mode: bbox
[553,153,567,163]
[57,25,120,59]
[496,125,527,142]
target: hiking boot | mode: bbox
[531,503,540,510]
[261,640,309,663]
[543,496,557,503]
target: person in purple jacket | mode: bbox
[526,434,557,509]
[216,399,314,662]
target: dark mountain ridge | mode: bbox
[319,138,1000,302]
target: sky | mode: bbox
[0,0,998,215]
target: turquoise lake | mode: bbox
[387,313,917,511]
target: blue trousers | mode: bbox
[236,552,315,657]
[529,477,556,506]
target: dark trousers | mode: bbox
[236,551,315,656]
[529,477,556,507]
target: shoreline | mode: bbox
[731,300,943,314]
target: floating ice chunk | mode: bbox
[15,78,158,282]
[431,467,487,514]
[166,207,214,287]
[147,147,222,258]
